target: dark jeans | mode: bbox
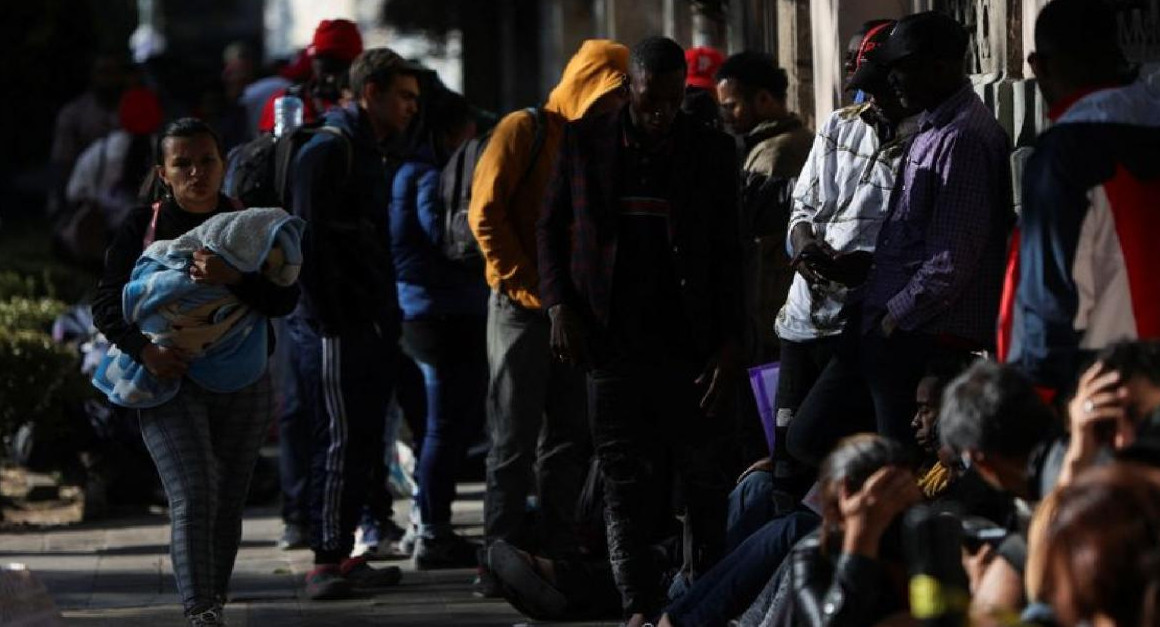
[280,315,314,527]
[728,470,781,551]
[484,291,590,556]
[589,359,731,617]
[665,510,820,627]
[302,321,398,564]
[770,337,841,490]
[402,316,488,533]
[787,326,952,467]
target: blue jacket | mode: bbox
[289,105,400,335]
[1001,75,1160,391]
[389,148,489,320]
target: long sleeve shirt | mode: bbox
[776,104,917,343]
[861,83,1013,348]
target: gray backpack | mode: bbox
[438,107,546,263]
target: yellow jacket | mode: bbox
[468,40,628,310]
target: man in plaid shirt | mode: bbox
[788,12,1013,466]
[537,36,743,625]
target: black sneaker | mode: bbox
[340,556,403,588]
[488,540,567,619]
[413,533,480,570]
[187,604,226,626]
[473,546,503,598]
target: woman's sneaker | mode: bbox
[413,532,481,570]
[187,604,225,626]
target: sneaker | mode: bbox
[278,523,309,550]
[304,565,353,600]
[187,605,226,626]
[473,546,503,598]
[413,533,481,570]
[395,523,419,556]
[340,555,403,588]
[487,540,567,618]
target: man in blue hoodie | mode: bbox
[287,47,421,600]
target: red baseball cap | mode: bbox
[119,87,163,136]
[685,46,725,91]
[309,19,363,63]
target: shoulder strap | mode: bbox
[94,138,109,186]
[142,201,162,248]
[277,125,352,205]
[318,125,353,181]
[449,139,473,215]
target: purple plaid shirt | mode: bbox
[862,83,1012,348]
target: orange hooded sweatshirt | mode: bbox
[468,40,628,310]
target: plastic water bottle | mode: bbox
[273,93,304,137]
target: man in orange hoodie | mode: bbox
[469,41,629,565]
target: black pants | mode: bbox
[787,327,956,467]
[772,337,840,480]
[589,359,731,617]
[303,323,398,564]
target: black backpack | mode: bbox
[225,117,351,208]
[438,107,546,263]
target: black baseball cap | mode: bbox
[872,11,969,66]
[846,19,896,92]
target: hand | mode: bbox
[548,304,588,368]
[839,466,921,558]
[140,344,191,380]
[190,249,242,285]
[1061,362,1131,485]
[825,250,874,287]
[792,241,837,285]
[738,457,775,484]
[879,312,898,338]
[962,543,996,595]
[696,345,739,417]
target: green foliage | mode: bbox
[0,298,69,334]
[0,327,90,441]
[0,222,96,451]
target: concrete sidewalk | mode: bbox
[0,487,617,626]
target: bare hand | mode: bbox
[824,250,874,286]
[548,304,588,368]
[141,344,191,380]
[190,249,242,285]
[738,457,775,484]
[879,312,898,338]
[962,543,996,595]
[792,241,837,285]
[696,347,738,417]
[1061,362,1131,485]
[839,466,921,558]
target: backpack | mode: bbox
[438,107,546,263]
[225,107,351,209]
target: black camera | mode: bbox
[960,515,1008,553]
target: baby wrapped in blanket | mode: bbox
[93,207,305,408]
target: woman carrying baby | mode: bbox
[92,117,299,626]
